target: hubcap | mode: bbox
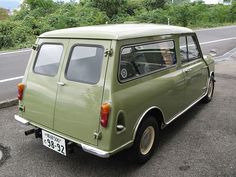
[0,150,2,160]
[140,126,155,155]
[0,144,10,167]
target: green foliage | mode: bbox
[135,9,168,24]
[0,21,33,49]
[0,8,9,21]
[166,0,190,4]
[23,0,56,12]
[1,0,235,50]
[83,0,127,18]
[229,1,236,22]
[144,0,167,10]
[46,4,109,29]
[207,5,230,24]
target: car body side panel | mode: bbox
[96,36,187,151]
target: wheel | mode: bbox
[202,76,215,103]
[131,116,159,164]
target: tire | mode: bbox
[202,76,215,103]
[131,116,159,164]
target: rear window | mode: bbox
[66,45,104,84]
[34,44,63,76]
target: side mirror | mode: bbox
[209,49,217,57]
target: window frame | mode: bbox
[118,39,177,83]
[179,34,203,64]
[33,42,64,77]
[65,44,105,85]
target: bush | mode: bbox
[46,5,109,29]
[144,0,167,10]
[0,21,16,48]
[135,9,169,24]
[0,21,33,49]
[84,0,127,18]
[1,0,235,50]
[229,1,236,22]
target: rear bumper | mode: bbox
[14,114,110,157]
[15,115,29,125]
[14,115,132,158]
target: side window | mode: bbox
[179,35,201,63]
[179,36,188,63]
[66,45,104,84]
[34,44,63,76]
[187,36,200,61]
[119,40,176,81]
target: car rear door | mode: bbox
[23,38,68,128]
[53,39,111,146]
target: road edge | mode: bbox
[215,47,236,63]
[0,98,18,109]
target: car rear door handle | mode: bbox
[57,82,66,86]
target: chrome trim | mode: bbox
[57,82,66,86]
[132,106,165,140]
[165,93,207,125]
[81,144,110,158]
[14,115,29,125]
[14,115,133,158]
[81,140,133,158]
[132,73,214,136]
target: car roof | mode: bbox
[39,23,193,40]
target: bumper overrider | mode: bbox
[14,115,110,158]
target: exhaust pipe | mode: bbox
[25,129,35,136]
[24,128,42,138]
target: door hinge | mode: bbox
[32,44,39,51]
[94,131,102,140]
[105,48,113,57]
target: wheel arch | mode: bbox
[132,106,164,140]
[210,71,214,77]
[209,71,215,83]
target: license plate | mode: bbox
[42,130,66,156]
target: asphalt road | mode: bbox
[0,54,236,176]
[0,25,236,101]
[0,50,30,101]
[196,26,236,55]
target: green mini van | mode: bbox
[15,24,215,163]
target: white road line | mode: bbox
[0,49,31,56]
[195,25,236,32]
[0,29,236,84]
[200,37,236,45]
[0,76,23,83]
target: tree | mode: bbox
[20,0,58,16]
[144,0,167,10]
[166,0,190,4]
[84,0,127,18]
[229,1,236,22]
[0,8,9,21]
[23,0,55,10]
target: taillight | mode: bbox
[100,103,111,128]
[17,83,24,100]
